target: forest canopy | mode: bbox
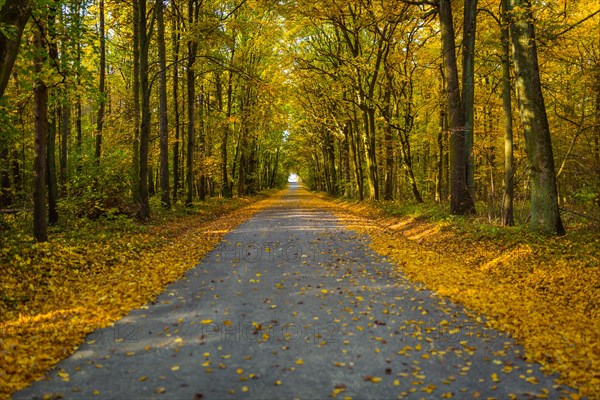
[0,0,598,240]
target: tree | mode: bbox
[439,0,476,214]
[33,26,48,242]
[186,0,199,206]
[500,0,514,226]
[0,0,32,99]
[157,0,170,209]
[508,0,565,235]
[462,0,477,191]
[95,0,106,163]
[137,0,151,219]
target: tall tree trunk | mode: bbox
[198,92,206,201]
[325,130,338,195]
[222,45,235,198]
[132,0,141,205]
[270,146,280,188]
[435,108,445,203]
[47,1,59,225]
[0,140,10,207]
[186,0,198,206]
[500,0,515,226]
[47,111,58,225]
[0,0,31,98]
[70,0,82,159]
[137,0,151,219]
[508,0,565,234]
[594,18,600,208]
[95,0,105,163]
[172,13,180,202]
[60,99,69,186]
[342,125,351,197]
[11,148,20,195]
[462,0,477,192]
[33,28,48,242]
[383,82,394,200]
[157,0,170,208]
[439,0,476,214]
[216,72,229,197]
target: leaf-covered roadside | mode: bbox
[309,193,599,399]
[0,190,283,398]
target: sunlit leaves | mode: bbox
[0,191,284,397]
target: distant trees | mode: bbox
[0,0,596,240]
[0,0,290,241]
[287,0,598,233]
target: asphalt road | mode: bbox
[14,183,576,399]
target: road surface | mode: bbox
[15,184,575,399]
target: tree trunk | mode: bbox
[383,82,394,200]
[186,0,198,206]
[325,130,337,195]
[435,108,445,203]
[132,0,141,206]
[0,141,10,207]
[60,99,69,186]
[508,0,565,234]
[33,28,48,242]
[0,0,31,98]
[439,0,476,214]
[500,0,515,226]
[462,0,478,192]
[46,1,59,225]
[223,46,235,198]
[270,146,280,188]
[342,125,351,197]
[137,0,151,219]
[171,13,180,202]
[95,0,105,163]
[198,92,206,201]
[157,0,170,209]
[47,110,58,225]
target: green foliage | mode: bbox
[64,146,132,219]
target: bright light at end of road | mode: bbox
[288,173,299,182]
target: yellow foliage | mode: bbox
[301,190,599,398]
[0,191,285,397]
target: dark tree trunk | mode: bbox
[198,92,206,201]
[435,108,445,203]
[47,1,59,225]
[33,28,48,242]
[439,0,476,214]
[382,82,394,200]
[500,0,515,226]
[172,13,180,202]
[0,142,10,207]
[157,0,170,208]
[462,0,478,191]
[47,110,58,225]
[186,0,198,206]
[509,0,565,234]
[95,0,105,163]
[137,0,151,219]
[132,0,141,206]
[325,130,338,195]
[60,99,69,186]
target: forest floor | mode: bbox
[0,190,280,397]
[1,185,598,399]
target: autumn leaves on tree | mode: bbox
[0,0,598,239]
